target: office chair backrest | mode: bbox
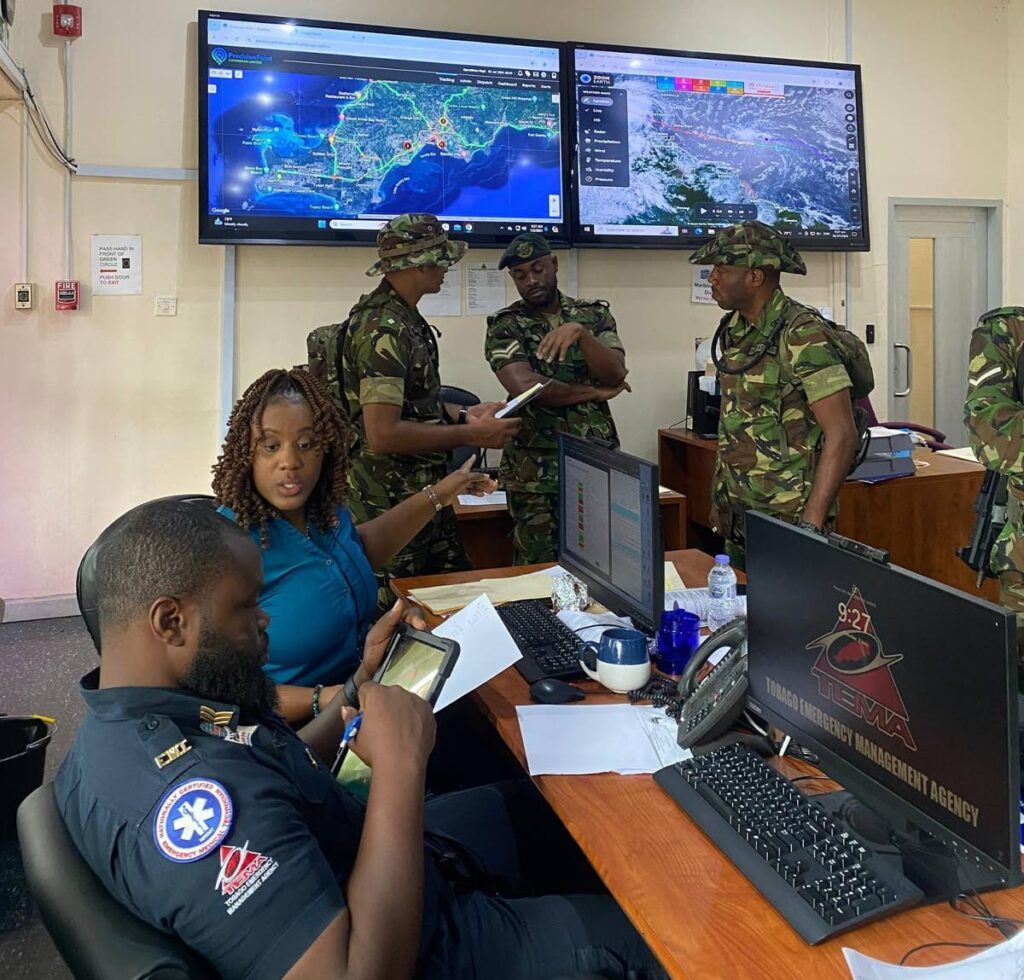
[440,385,486,472]
[76,495,217,653]
[17,785,216,980]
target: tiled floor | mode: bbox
[0,616,96,979]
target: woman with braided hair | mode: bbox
[213,367,494,725]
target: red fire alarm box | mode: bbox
[55,280,80,311]
[52,4,82,38]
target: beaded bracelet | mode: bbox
[312,684,324,718]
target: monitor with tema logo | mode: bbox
[745,513,1019,881]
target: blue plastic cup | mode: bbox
[656,610,701,677]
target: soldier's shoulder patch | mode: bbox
[979,306,1024,323]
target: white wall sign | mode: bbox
[91,235,143,295]
[691,265,714,305]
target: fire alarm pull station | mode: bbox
[55,280,80,311]
[52,4,82,37]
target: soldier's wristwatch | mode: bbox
[793,519,824,535]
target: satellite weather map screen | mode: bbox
[570,43,868,250]
[199,11,568,246]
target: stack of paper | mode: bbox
[665,587,748,628]
[516,704,690,775]
[411,562,686,615]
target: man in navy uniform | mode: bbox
[55,500,665,979]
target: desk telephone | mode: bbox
[676,619,748,750]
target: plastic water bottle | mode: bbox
[707,554,738,631]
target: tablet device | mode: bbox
[336,626,459,794]
[372,624,460,707]
[495,380,550,418]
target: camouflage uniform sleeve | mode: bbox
[965,317,1024,474]
[485,312,529,373]
[780,316,851,404]
[590,303,625,353]
[351,311,410,407]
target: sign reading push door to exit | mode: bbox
[91,235,143,295]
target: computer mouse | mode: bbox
[529,678,585,705]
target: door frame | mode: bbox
[887,197,1003,421]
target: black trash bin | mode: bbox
[1,716,55,839]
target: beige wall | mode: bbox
[0,0,1017,603]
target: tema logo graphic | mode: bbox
[807,586,916,750]
[211,47,229,65]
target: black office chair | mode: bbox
[440,384,487,472]
[17,785,216,980]
[76,495,217,653]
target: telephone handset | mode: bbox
[676,618,748,749]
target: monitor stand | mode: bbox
[810,790,1014,903]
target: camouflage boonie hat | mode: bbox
[688,220,807,275]
[498,232,552,270]
[365,213,468,277]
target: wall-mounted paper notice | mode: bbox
[466,263,505,316]
[419,262,462,317]
[91,234,142,295]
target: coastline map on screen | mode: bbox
[199,12,567,245]
[570,44,868,250]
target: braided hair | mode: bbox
[212,368,352,547]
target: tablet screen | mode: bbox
[377,636,446,702]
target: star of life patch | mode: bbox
[153,778,233,863]
[200,722,258,746]
[214,841,279,915]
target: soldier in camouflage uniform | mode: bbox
[334,214,520,594]
[964,307,1024,682]
[689,221,859,570]
[485,233,630,564]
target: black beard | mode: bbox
[180,622,278,717]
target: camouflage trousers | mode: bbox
[998,571,1024,693]
[507,489,559,566]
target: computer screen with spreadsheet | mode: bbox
[557,434,663,634]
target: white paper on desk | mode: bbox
[936,446,980,463]
[419,263,462,317]
[431,594,521,711]
[634,706,692,768]
[843,928,1024,979]
[457,491,507,507]
[556,608,632,642]
[465,263,505,316]
[516,704,688,775]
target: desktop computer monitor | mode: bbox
[745,512,1021,888]
[557,434,664,634]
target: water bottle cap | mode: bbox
[714,554,730,565]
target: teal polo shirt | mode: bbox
[219,505,377,685]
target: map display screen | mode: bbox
[570,44,869,250]
[199,12,568,246]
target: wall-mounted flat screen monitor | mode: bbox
[569,43,869,251]
[199,11,569,246]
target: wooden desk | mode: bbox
[454,490,687,570]
[658,427,997,601]
[394,551,1024,979]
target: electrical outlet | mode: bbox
[14,283,33,310]
[865,323,875,344]
[154,296,178,317]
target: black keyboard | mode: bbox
[495,599,586,683]
[654,743,923,944]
